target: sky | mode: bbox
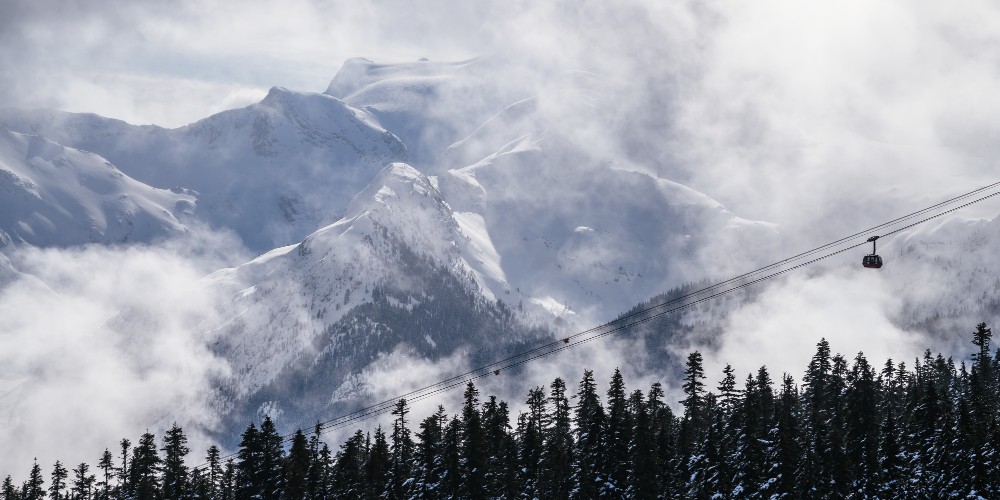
[3,0,1000,479]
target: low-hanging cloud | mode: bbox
[0,231,249,478]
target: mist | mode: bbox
[0,228,252,478]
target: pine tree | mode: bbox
[205,445,222,500]
[2,475,18,500]
[96,449,114,500]
[22,460,44,500]
[387,399,414,499]
[411,406,445,498]
[71,462,95,500]
[257,417,284,500]
[331,430,366,499]
[49,460,68,500]
[481,396,518,498]
[161,424,189,500]
[459,382,486,499]
[438,417,463,498]
[603,369,631,495]
[220,460,236,500]
[518,386,547,497]
[539,377,574,499]
[117,439,131,497]
[281,430,311,500]
[572,370,606,498]
[626,389,657,499]
[845,352,879,496]
[364,427,390,499]
[236,423,261,499]
[129,432,161,500]
[763,374,802,498]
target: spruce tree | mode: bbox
[539,377,574,499]
[331,430,366,499]
[71,462,95,500]
[281,430,311,500]
[48,461,68,500]
[161,424,190,500]
[205,445,222,500]
[411,406,445,497]
[481,396,518,498]
[603,368,631,495]
[518,386,547,497]
[235,423,261,499]
[459,382,486,499]
[387,399,414,499]
[763,374,802,498]
[22,460,44,500]
[572,370,606,498]
[96,449,114,500]
[364,427,390,499]
[2,475,18,500]
[257,417,284,500]
[128,432,161,500]
[117,439,130,496]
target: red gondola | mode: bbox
[862,236,883,269]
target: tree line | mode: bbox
[3,322,999,498]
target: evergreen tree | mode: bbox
[763,374,802,499]
[539,377,574,499]
[71,463,95,500]
[281,431,311,500]
[257,417,284,500]
[117,439,130,497]
[49,461,68,500]
[331,430,366,499]
[96,449,114,500]
[602,369,631,495]
[205,445,222,500]
[518,386,547,497]
[481,396,518,498]
[128,432,161,500]
[411,406,445,498]
[235,423,261,499]
[459,382,486,499]
[22,460,44,500]
[626,389,657,499]
[387,399,414,499]
[845,352,879,496]
[571,370,606,498]
[160,424,189,500]
[438,417,463,498]
[2,475,18,500]
[364,427,390,499]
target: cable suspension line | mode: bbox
[193,180,1000,470]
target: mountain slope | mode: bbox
[0,88,407,251]
[204,163,550,432]
[0,128,192,247]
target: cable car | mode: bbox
[862,235,883,269]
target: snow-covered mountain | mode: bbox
[0,127,192,247]
[0,86,407,251]
[205,162,550,431]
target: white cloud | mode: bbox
[0,239,239,476]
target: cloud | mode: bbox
[0,232,247,477]
[700,267,930,388]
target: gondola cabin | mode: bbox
[862,235,882,269]
[862,254,883,269]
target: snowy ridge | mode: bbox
[206,163,536,402]
[0,87,408,252]
[0,128,191,247]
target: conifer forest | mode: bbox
[4,323,1000,499]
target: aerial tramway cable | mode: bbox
[193,180,1000,470]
